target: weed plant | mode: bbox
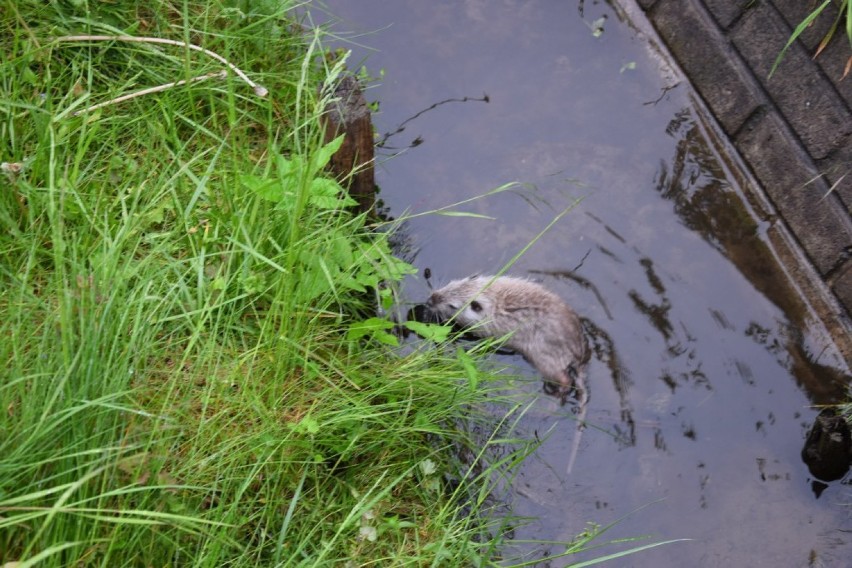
[771,0,852,78]
[0,1,677,566]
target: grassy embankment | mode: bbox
[0,2,676,565]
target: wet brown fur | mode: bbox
[426,275,588,388]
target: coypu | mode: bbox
[425,275,589,391]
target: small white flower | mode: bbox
[359,525,377,542]
[419,459,437,476]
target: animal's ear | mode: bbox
[470,300,483,313]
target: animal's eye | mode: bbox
[448,303,458,311]
[470,300,482,313]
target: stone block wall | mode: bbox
[637,0,852,322]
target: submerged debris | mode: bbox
[801,408,852,482]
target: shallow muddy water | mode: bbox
[318,1,851,565]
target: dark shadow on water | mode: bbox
[657,108,849,403]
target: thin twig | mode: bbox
[375,93,490,148]
[643,82,680,106]
[72,70,227,116]
[571,248,592,273]
[56,35,268,97]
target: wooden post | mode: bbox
[321,75,375,215]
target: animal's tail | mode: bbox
[565,365,589,476]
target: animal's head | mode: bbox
[425,275,494,327]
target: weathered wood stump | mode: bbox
[321,75,375,215]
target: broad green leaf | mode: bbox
[276,154,305,179]
[372,329,400,346]
[309,177,356,209]
[313,134,345,172]
[336,272,367,293]
[346,317,395,339]
[346,317,398,346]
[240,174,284,202]
[403,321,452,343]
[386,255,418,279]
[289,416,320,435]
[296,252,332,302]
[378,286,395,311]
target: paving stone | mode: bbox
[769,0,852,106]
[641,0,852,348]
[833,262,852,317]
[771,0,840,51]
[735,112,852,275]
[651,0,761,135]
[817,142,852,213]
[813,37,852,107]
[635,0,659,10]
[731,4,852,159]
[702,0,750,29]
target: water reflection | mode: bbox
[657,107,848,402]
[320,0,851,565]
[628,258,674,343]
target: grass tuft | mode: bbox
[770,0,852,78]
[0,1,536,564]
[0,1,673,565]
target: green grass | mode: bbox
[770,0,852,78]
[0,1,679,565]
